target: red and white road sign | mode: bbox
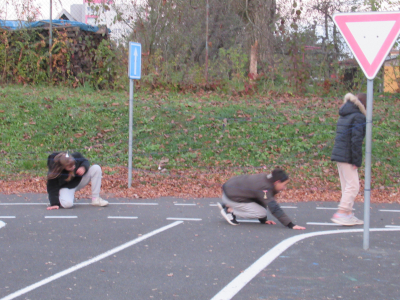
[333,11,400,80]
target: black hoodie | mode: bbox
[46,152,90,207]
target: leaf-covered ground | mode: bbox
[1,166,399,204]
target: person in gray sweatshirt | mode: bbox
[218,168,305,229]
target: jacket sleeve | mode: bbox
[47,178,61,207]
[73,152,90,174]
[351,115,366,167]
[264,189,292,227]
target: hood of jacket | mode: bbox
[339,93,366,117]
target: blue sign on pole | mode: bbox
[129,42,141,80]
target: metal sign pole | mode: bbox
[128,79,134,188]
[363,79,374,250]
[49,0,53,83]
[127,42,141,188]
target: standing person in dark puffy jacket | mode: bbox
[217,168,305,229]
[46,151,109,210]
[331,93,366,226]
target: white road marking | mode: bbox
[108,203,158,205]
[0,216,16,219]
[237,220,259,223]
[44,216,77,219]
[306,222,341,226]
[316,207,338,210]
[385,225,400,228]
[316,207,356,211]
[108,216,138,219]
[0,221,5,229]
[174,203,196,206]
[166,217,202,221]
[210,227,400,300]
[209,204,218,207]
[0,203,46,205]
[0,203,158,206]
[380,209,400,212]
[0,221,183,300]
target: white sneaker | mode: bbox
[349,214,364,225]
[331,213,363,226]
[91,197,109,207]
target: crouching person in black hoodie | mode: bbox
[217,168,305,229]
[46,152,108,210]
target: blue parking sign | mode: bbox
[129,42,141,79]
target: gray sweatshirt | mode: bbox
[222,173,293,227]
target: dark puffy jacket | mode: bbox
[47,152,90,206]
[331,93,366,167]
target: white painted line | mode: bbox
[0,203,46,205]
[44,216,77,219]
[380,209,400,212]
[0,216,16,219]
[166,217,202,221]
[108,203,158,205]
[1,221,183,300]
[237,219,259,223]
[0,203,158,206]
[0,221,5,229]
[385,225,400,228]
[210,227,400,300]
[209,204,218,206]
[174,203,196,206]
[316,207,356,211]
[316,207,338,210]
[108,216,138,219]
[307,222,340,226]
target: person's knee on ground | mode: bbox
[59,188,75,208]
[59,197,74,208]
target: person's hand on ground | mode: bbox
[292,225,306,230]
[47,205,60,210]
[265,220,276,225]
[76,167,85,176]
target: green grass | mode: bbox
[0,84,399,188]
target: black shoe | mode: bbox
[217,202,226,211]
[220,207,239,225]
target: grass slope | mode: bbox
[0,85,399,201]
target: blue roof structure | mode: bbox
[0,20,106,33]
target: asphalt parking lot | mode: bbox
[1,193,400,300]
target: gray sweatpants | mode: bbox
[221,192,268,219]
[59,165,102,208]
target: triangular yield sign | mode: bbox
[333,12,400,80]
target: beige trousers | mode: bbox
[222,193,268,219]
[59,165,102,208]
[337,162,360,212]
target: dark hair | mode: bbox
[357,93,367,109]
[270,168,289,182]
